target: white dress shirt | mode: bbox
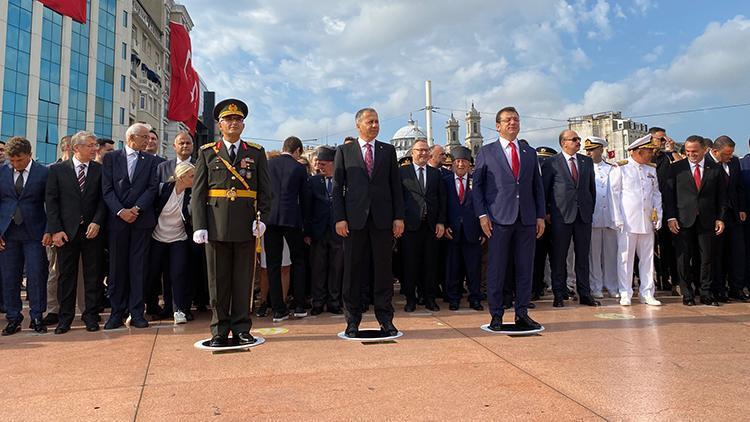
[455,174,467,196]
[222,138,241,156]
[152,188,187,243]
[412,163,427,189]
[72,157,90,178]
[689,158,705,180]
[562,151,578,178]
[13,159,33,187]
[358,137,375,162]
[498,137,520,172]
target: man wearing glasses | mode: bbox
[542,130,600,308]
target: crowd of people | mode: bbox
[0,99,748,343]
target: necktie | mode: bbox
[418,167,425,191]
[78,163,87,192]
[128,152,136,180]
[508,141,519,179]
[364,143,373,177]
[457,176,465,203]
[13,170,24,225]
[229,144,237,163]
[569,157,578,185]
[325,177,332,195]
[694,164,701,190]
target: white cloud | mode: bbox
[322,16,346,35]
[642,45,663,63]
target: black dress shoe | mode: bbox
[730,293,750,302]
[425,300,440,312]
[527,302,536,309]
[344,321,359,338]
[1,319,22,336]
[716,292,730,303]
[85,321,100,332]
[515,315,542,330]
[682,297,696,306]
[310,306,324,316]
[146,305,163,316]
[531,293,541,301]
[553,297,565,308]
[255,302,269,317]
[579,296,601,307]
[130,318,150,328]
[235,332,256,345]
[54,325,70,335]
[196,304,208,313]
[209,335,228,347]
[488,315,503,331]
[327,305,343,315]
[449,303,459,311]
[469,301,484,311]
[380,321,399,337]
[30,318,47,333]
[700,296,720,306]
[404,301,416,312]
[184,311,194,321]
[104,316,124,330]
[42,313,59,326]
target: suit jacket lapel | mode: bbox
[370,141,385,179]
[65,159,82,198]
[117,149,130,184]
[490,141,514,180]
[131,152,146,182]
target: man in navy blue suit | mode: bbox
[101,123,159,329]
[444,146,483,311]
[472,106,545,331]
[0,137,51,335]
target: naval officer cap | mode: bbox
[214,98,249,121]
[315,146,336,162]
[628,134,660,150]
[583,136,608,150]
[452,146,473,161]
[535,146,558,157]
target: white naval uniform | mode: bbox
[590,160,619,296]
[609,157,663,299]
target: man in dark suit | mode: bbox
[706,136,749,302]
[473,106,545,331]
[542,129,600,308]
[532,146,557,299]
[192,98,272,347]
[266,136,309,321]
[650,127,681,292]
[305,146,344,315]
[333,107,405,337]
[0,137,51,335]
[46,131,107,333]
[444,146,483,311]
[146,129,166,163]
[399,138,446,311]
[665,135,727,306]
[101,123,160,329]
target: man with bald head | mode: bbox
[542,129,599,308]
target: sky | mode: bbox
[185,0,750,153]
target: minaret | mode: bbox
[465,103,483,156]
[444,113,460,155]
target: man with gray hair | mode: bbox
[101,122,160,329]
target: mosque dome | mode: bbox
[390,115,426,153]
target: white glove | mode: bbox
[615,224,623,233]
[253,221,266,237]
[654,221,662,231]
[193,230,208,244]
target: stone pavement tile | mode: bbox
[0,386,141,422]
[135,363,602,421]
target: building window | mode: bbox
[120,75,125,91]
[36,7,64,164]
[140,93,145,109]
[122,10,128,27]
[119,107,125,124]
[94,0,117,138]
[121,42,127,60]
[1,0,33,142]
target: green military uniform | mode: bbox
[192,99,271,339]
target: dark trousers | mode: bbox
[266,225,306,312]
[674,219,713,298]
[712,216,745,295]
[205,240,252,337]
[0,223,48,321]
[107,226,151,321]
[445,231,481,304]
[144,239,164,313]
[189,243,209,308]
[57,226,104,327]
[400,221,439,302]
[310,230,343,309]
[343,217,394,326]
[656,225,679,288]
[486,219,535,318]
[532,230,551,296]
[550,215,593,299]
[148,239,190,313]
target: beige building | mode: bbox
[568,111,648,161]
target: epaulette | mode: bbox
[245,141,263,150]
[200,142,218,151]
[617,160,628,166]
[646,163,657,168]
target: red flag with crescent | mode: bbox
[39,0,87,23]
[166,22,200,133]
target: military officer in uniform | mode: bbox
[584,137,619,298]
[192,99,272,347]
[609,135,663,306]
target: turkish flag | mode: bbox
[39,0,86,23]
[167,22,200,133]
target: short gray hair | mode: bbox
[125,122,152,140]
[71,131,96,147]
[355,107,377,124]
[173,130,193,144]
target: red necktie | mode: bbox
[364,143,373,177]
[693,164,701,190]
[569,157,578,185]
[457,176,465,203]
[508,141,519,179]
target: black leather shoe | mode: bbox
[404,301,416,312]
[553,297,565,308]
[130,318,150,328]
[310,306,324,316]
[255,302,269,317]
[272,310,289,322]
[515,315,542,330]
[1,319,22,336]
[527,302,536,309]
[54,325,70,334]
[345,321,359,338]
[469,301,484,311]
[716,292,730,303]
[682,297,696,306]
[42,313,59,325]
[184,311,194,321]
[327,305,343,315]
[700,296,720,306]
[579,296,601,307]
[425,300,440,312]
[235,332,256,345]
[209,335,228,347]
[85,321,100,332]
[488,315,503,331]
[730,293,750,302]
[449,303,459,311]
[30,318,47,333]
[380,321,399,337]
[104,316,124,330]
[531,292,541,301]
